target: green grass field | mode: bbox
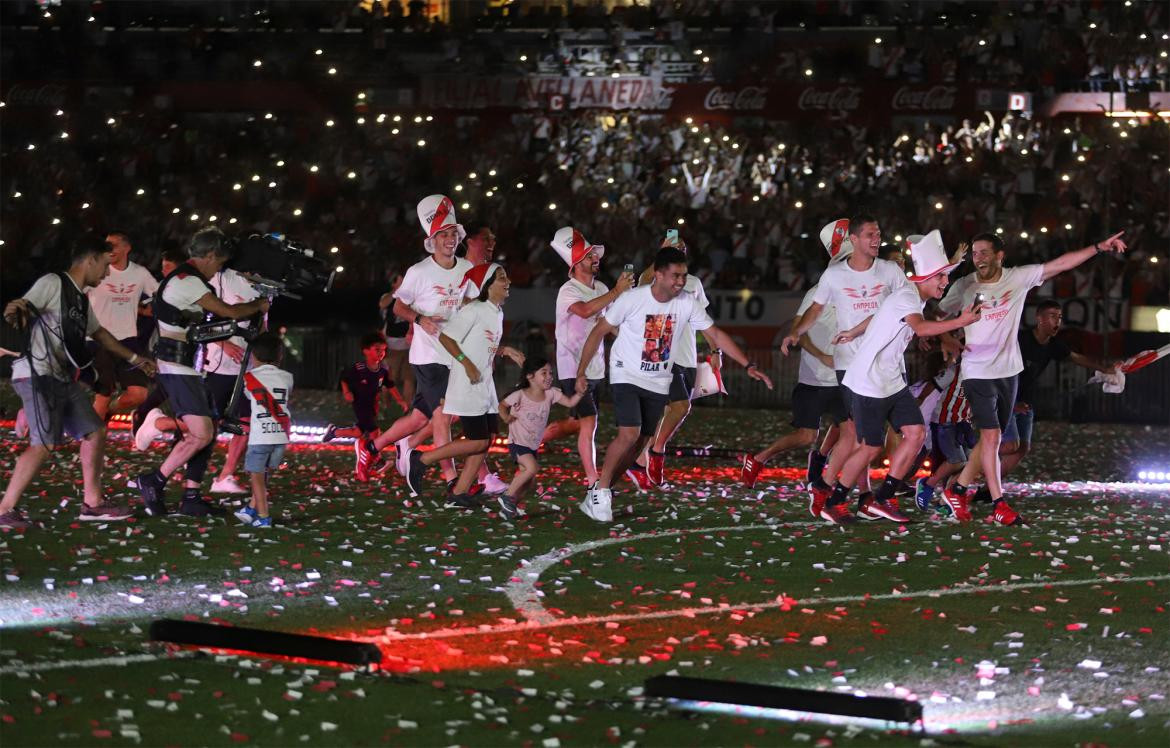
[2,386,1169,747]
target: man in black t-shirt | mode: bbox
[995,299,1111,482]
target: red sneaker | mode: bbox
[808,481,832,519]
[740,454,764,487]
[647,452,665,486]
[819,502,858,525]
[625,466,654,493]
[859,494,911,523]
[354,439,373,482]
[990,500,1024,526]
[942,484,973,522]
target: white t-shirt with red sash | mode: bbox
[244,364,294,445]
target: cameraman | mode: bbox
[135,227,269,518]
[2,235,158,529]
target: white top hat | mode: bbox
[819,218,854,263]
[550,227,605,269]
[907,230,959,283]
[417,194,466,254]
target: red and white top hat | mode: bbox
[819,218,854,263]
[417,194,466,254]
[461,262,502,299]
[906,230,959,283]
[550,227,605,270]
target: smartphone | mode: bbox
[623,263,636,286]
[665,229,679,244]
[972,292,986,311]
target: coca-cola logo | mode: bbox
[4,83,67,108]
[797,86,861,111]
[703,85,767,111]
[891,85,957,111]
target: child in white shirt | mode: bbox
[498,356,586,519]
[235,333,293,528]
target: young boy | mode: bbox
[234,333,293,528]
[322,332,406,445]
[914,354,975,515]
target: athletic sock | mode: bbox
[807,449,827,484]
[151,470,167,487]
[855,490,873,511]
[950,481,968,496]
[827,482,850,507]
[876,474,907,504]
[181,487,201,503]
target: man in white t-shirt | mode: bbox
[545,227,634,485]
[628,232,715,490]
[935,229,1126,524]
[781,214,908,512]
[824,231,980,525]
[199,267,261,495]
[574,246,773,523]
[357,195,473,485]
[86,231,159,420]
[135,227,270,519]
[2,237,158,528]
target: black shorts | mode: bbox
[834,370,854,419]
[206,372,250,420]
[963,376,1018,431]
[611,383,669,437]
[851,386,924,448]
[157,373,214,419]
[461,412,499,441]
[353,406,379,434]
[509,444,538,461]
[88,338,150,396]
[791,382,846,430]
[411,363,451,419]
[558,377,602,418]
[668,365,697,403]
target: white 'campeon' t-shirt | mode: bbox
[795,285,838,387]
[672,274,711,369]
[937,264,1044,381]
[441,299,503,417]
[603,285,714,395]
[555,277,611,381]
[843,285,925,398]
[200,269,261,377]
[812,258,907,371]
[395,255,474,367]
[244,364,294,446]
[86,261,158,341]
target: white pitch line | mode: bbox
[0,651,198,675]
[384,572,1170,642]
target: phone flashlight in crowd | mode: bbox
[972,292,986,310]
[623,263,635,286]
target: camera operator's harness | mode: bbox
[153,262,263,435]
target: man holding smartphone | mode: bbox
[936,230,1127,524]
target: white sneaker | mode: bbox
[579,485,613,523]
[210,475,248,494]
[395,437,411,477]
[133,407,166,452]
[480,472,508,495]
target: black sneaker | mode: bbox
[444,493,481,510]
[179,497,228,517]
[137,473,168,517]
[497,494,519,521]
[405,450,427,497]
[321,423,338,443]
[448,478,485,497]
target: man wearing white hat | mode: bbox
[355,195,473,484]
[820,231,981,525]
[545,227,634,485]
[574,246,773,523]
[781,214,908,516]
[935,229,1127,525]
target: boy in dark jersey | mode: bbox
[322,332,406,444]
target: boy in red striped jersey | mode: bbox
[914,355,976,513]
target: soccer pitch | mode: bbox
[2,389,1168,747]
